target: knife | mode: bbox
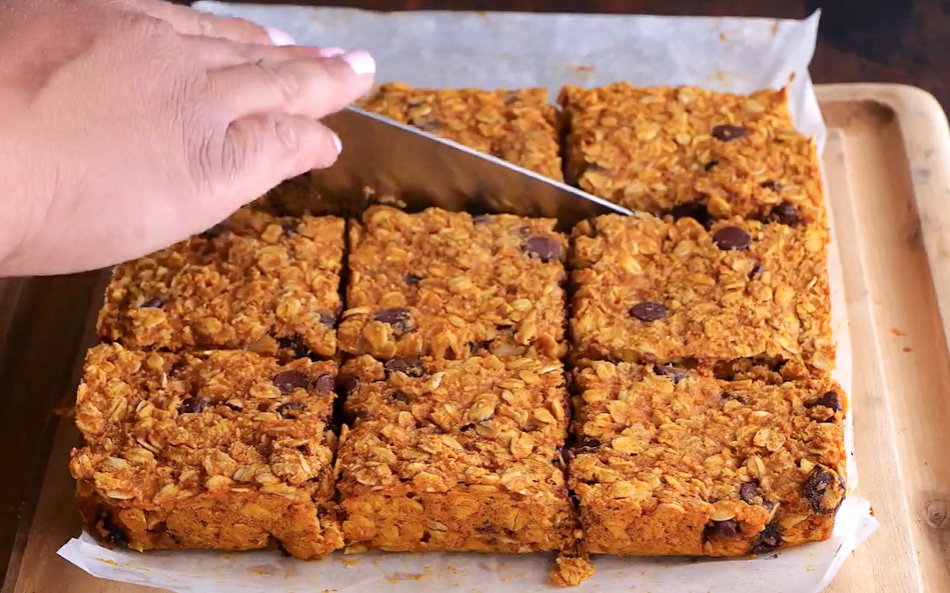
[312,107,632,230]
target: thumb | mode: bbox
[212,112,341,209]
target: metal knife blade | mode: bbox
[312,107,632,230]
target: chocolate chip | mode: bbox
[318,313,338,329]
[803,466,846,514]
[749,262,765,280]
[751,524,782,554]
[313,374,334,395]
[711,125,747,141]
[806,391,842,412]
[739,482,762,504]
[140,297,165,308]
[472,214,494,225]
[101,515,128,548]
[524,236,563,263]
[704,160,719,171]
[374,308,415,335]
[654,365,687,384]
[384,357,425,378]
[199,223,228,240]
[280,219,300,233]
[179,397,207,414]
[272,370,310,394]
[760,180,780,191]
[459,423,475,432]
[712,226,751,250]
[704,519,740,540]
[341,376,360,395]
[630,301,668,322]
[405,274,423,285]
[669,202,713,229]
[276,401,307,418]
[769,202,801,226]
[390,390,409,403]
[277,336,311,359]
[476,523,497,534]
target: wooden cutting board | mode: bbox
[4,83,950,593]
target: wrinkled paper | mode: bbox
[58,6,878,592]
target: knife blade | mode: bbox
[312,107,632,230]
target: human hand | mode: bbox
[0,0,375,276]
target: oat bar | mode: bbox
[339,206,568,360]
[97,208,344,359]
[337,419,575,554]
[70,343,342,558]
[559,84,825,225]
[361,82,564,180]
[571,213,834,369]
[569,361,847,556]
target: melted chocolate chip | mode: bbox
[654,365,687,384]
[313,374,334,395]
[524,236,564,263]
[760,180,780,191]
[272,370,310,394]
[384,357,425,378]
[179,397,207,414]
[280,219,300,234]
[803,466,846,514]
[459,423,476,432]
[405,274,423,285]
[806,391,842,412]
[318,313,338,329]
[711,125,748,141]
[704,519,740,540]
[669,202,714,229]
[704,160,719,171]
[739,482,762,504]
[476,523,497,534]
[276,401,307,418]
[140,297,165,308]
[712,226,751,250]
[101,515,129,548]
[751,524,782,554]
[390,390,409,403]
[749,262,765,280]
[277,336,311,359]
[630,302,668,322]
[374,308,415,335]
[769,202,801,226]
[341,376,360,395]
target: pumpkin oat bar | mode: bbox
[361,82,564,180]
[339,206,568,360]
[97,208,344,359]
[70,343,342,558]
[569,361,847,557]
[558,84,825,226]
[340,354,570,445]
[570,213,834,370]
[336,418,576,554]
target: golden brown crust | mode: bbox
[570,213,834,370]
[558,84,825,226]
[361,82,563,180]
[569,361,847,557]
[96,209,345,359]
[69,343,342,557]
[339,206,568,360]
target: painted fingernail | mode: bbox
[265,27,295,46]
[318,47,345,58]
[341,50,376,75]
[332,133,342,154]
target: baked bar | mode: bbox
[336,418,575,554]
[571,213,834,370]
[558,84,825,226]
[569,361,847,556]
[341,354,570,446]
[339,206,568,360]
[97,208,345,359]
[70,343,342,558]
[361,82,564,180]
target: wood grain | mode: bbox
[6,84,950,593]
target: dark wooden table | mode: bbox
[1,0,945,590]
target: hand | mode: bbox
[0,0,375,276]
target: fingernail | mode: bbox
[332,133,342,154]
[265,27,295,46]
[318,47,345,58]
[341,50,376,75]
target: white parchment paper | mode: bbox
[57,6,878,592]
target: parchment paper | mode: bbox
[57,6,878,592]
